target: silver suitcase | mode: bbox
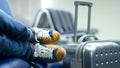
[64,1,120,68]
[71,40,120,68]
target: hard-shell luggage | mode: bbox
[47,0,120,68]
[71,40,120,68]
[62,35,120,68]
[63,1,120,68]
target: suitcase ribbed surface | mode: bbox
[83,42,120,68]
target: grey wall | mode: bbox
[8,0,120,40]
[8,0,41,26]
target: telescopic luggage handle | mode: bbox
[73,0,93,43]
